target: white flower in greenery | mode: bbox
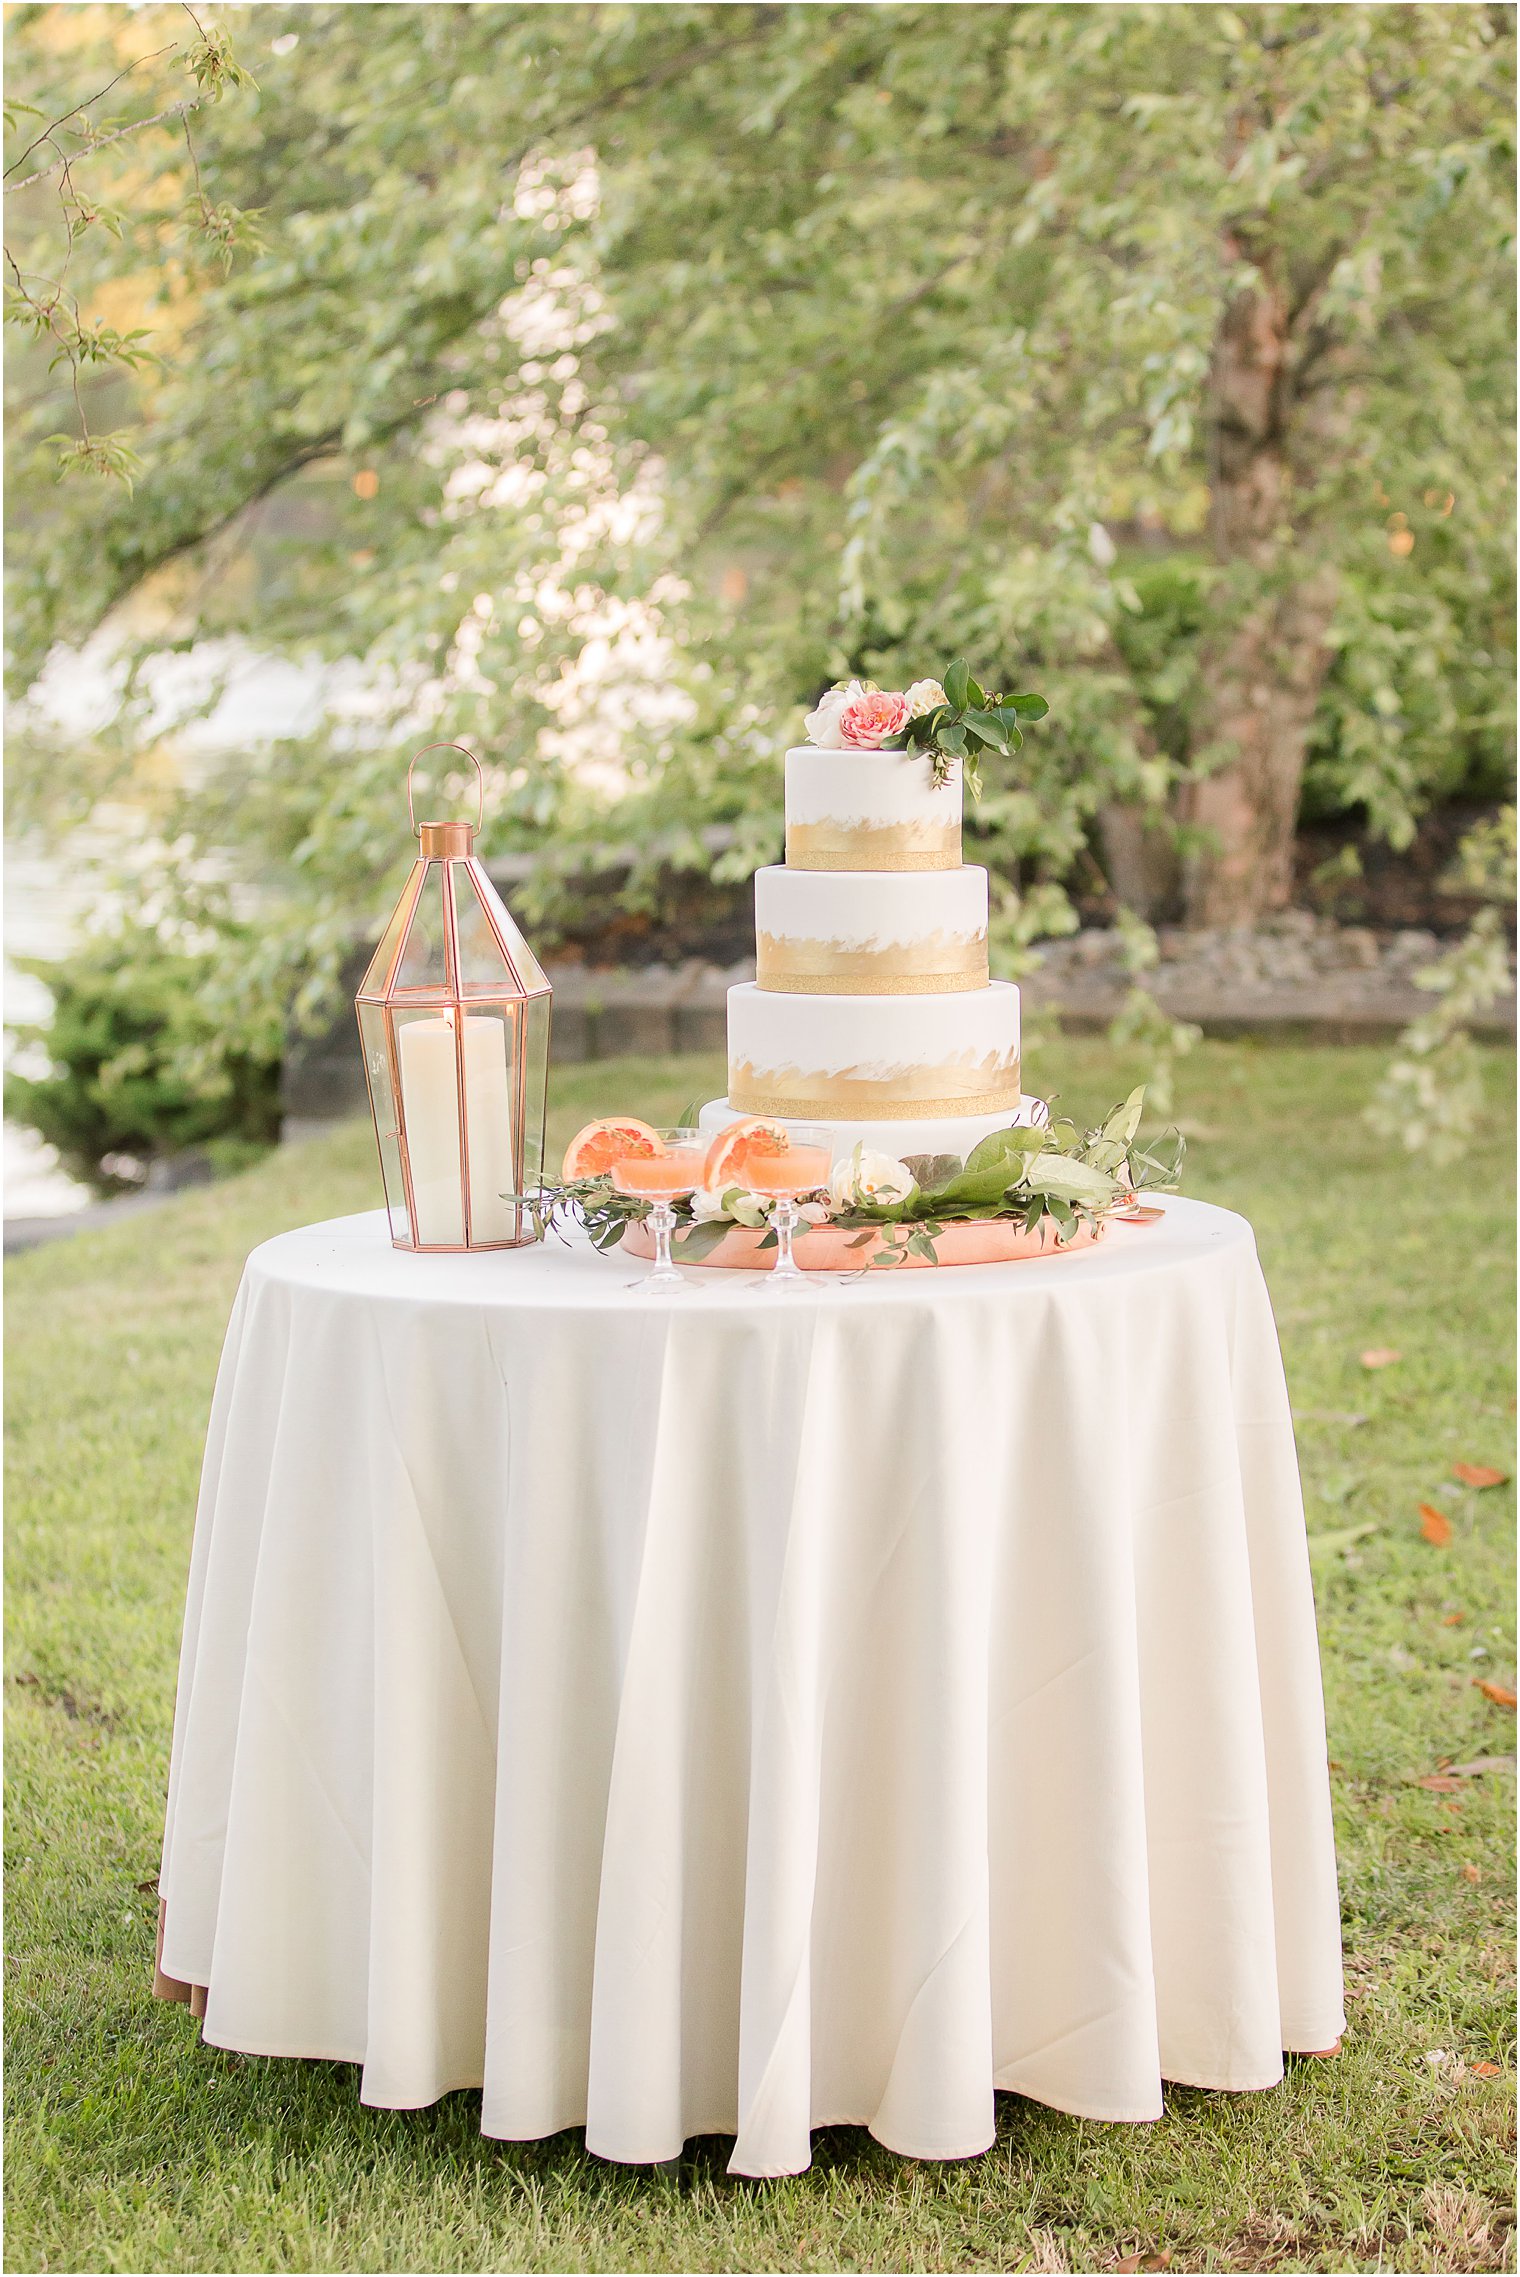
[798,1200,832,1227]
[804,679,870,748]
[690,1185,735,1224]
[829,1146,918,1211]
[728,1191,769,1228]
[904,678,947,718]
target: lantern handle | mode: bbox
[406,743,485,839]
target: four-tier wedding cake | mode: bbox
[700,676,1033,1164]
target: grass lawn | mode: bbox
[6,1036,1515,2275]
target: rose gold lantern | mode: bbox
[355,744,551,1252]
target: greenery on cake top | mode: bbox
[901,658,1050,793]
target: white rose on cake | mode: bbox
[829,1146,918,1211]
[804,680,871,748]
[904,678,946,717]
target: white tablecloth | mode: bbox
[158,1199,1343,2177]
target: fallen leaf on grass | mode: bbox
[1419,1502,1452,1545]
[1452,1463,1509,1489]
[1451,1754,1516,1776]
[1360,1347,1402,1369]
[1442,1611,1466,1625]
[1472,1679,1517,1708]
[1415,1774,1465,1791]
[1462,1863,1482,1882]
[1471,2061,1501,2078]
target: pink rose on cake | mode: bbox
[837,689,912,748]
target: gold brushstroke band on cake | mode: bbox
[755,930,987,995]
[786,820,961,872]
[729,1056,1020,1120]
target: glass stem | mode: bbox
[651,1199,676,1275]
[771,1196,803,1278]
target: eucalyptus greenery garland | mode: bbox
[522,1090,1184,1270]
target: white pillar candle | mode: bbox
[397,1012,516,1246]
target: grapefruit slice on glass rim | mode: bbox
[701,1116,794,1193]
[561,1117,665,1182]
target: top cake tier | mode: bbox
[785,746,960,872]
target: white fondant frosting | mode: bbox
[785,746,960,829]
[727,980,1020,1118]
[784,747,961,869]
[754,864,987,951]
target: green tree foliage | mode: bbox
[5,4,1514,1012]
[5,920,283,1190]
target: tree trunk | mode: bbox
[1181,258,1339,927]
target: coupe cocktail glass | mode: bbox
[741,1124,833,1285]
[613,1127,706,1290]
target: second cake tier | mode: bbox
[754,864,988,995]
[728,979,1020,1121]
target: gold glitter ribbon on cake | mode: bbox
[756,931,988,995]
[729,1058,1021,1120]
[786,820,961,872]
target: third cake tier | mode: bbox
[728,979,1020,1120]
[754,864,988,995]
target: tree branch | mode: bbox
[6,95,202,195]
[4,43,176,180]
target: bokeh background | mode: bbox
[4,1,1514,1221]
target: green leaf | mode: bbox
[938,723,968,758]
[943,658,971,710]
[671,1218,733,1261]
[965,1123,1046,1173]
[1025,1154,1123,1203]
[1101,1086,1147,1147]
[960,709,1011,750]
[901,1151,963,1192]
[1003,692,1050,719]
[928,1162,1023,1209]
[965,674,985,708]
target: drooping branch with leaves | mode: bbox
[4,6,256,488]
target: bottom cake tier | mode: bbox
[725,978,1022,1122]
[699,1094,1042,1168]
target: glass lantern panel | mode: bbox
[459,864,548,996]
[357,1001,410,1245]
[517,990,552,1205]
[358,867,422,998]
[392,863,452,995]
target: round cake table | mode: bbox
[155,1198,1344,2179]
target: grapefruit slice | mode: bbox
[702,1116,792,1192]
[561,1116,665,1182]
